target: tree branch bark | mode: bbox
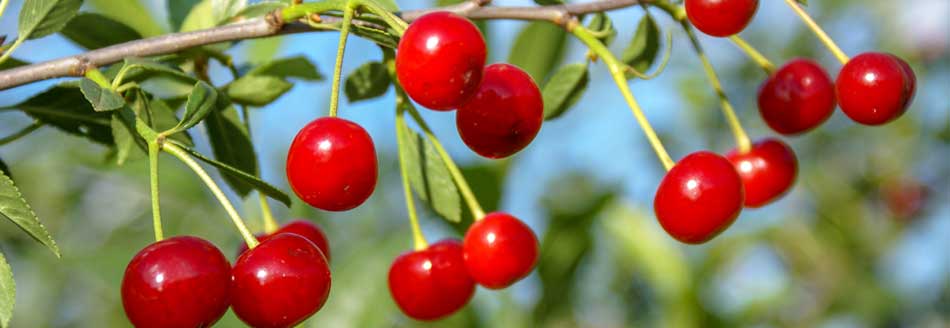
[0,0,643,91]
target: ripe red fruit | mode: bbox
[396,11,487,110]
[388,239,475,321]
[287,117,378,211]
[654,151,744,244]
[836,52,916,125]
[231,233,332,328]
[456,63,543,159]
[121,236,231,328]
[685,0,759,37]
[758,59,837,135]
[462,212,539,289]
[237,220,331,261]
[726,138,798,208]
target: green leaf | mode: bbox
[542,63,589,120]
[621,14,662,76]
[396,118,462,223]
[0,251,13,328]
[169,81,218,133]
[247,56,323,81]
[228,1,288,21]
[168,0,202,31]
[169,141,291,206]
[118,57,196,84]
[212,0,247,24]
[366,0,398,12]
[79,78,125,112]
[4,84,113,145]
[149,98,194,146]
[180,0,215,32]
[586,13,616,46]
[204,104,258,197]
[0,159,9,177]
[797,0,808,5]
[0,58,28,70]
[226,75,292,106]
[86,0,163,36]
[18,0,83,40]
[110,114,137,165]
[0,169,61,257]
[532,0,563,5]
[508,21,567,83]
[345,61,390,103]
[60,13,142,49]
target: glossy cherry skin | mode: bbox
[726,138,798,208]
[231,233,331,328]
[758,59,837,135]
[238,220,331,261]
[836,52,916,125]
[456,63,543,159]
[463,212,539,289]
[389,239,475,321]
[287,117,378,211]
[685,0,759,37]
[396,11,487,110]
[654,151,744,244]
[121,236,231,328]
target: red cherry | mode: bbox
[685,0,759,37]
[388,239,475,321]
[726,138,798,208]
[654,151,744,244]
[456,63,543,159]
[758,59,837,135]
[121,236,231,328]
[237,220,331,261]
[836,52,916,125]
[287,117,378,211]
[231,233,331,328]
[396,11,487,110]
[462,212,539,289]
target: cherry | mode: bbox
[685,0,759,37]
[758,59,837,135]
[462,212,539,289]
[231,233,331,328]
[287,117,378,211]
[726,138,798,208]
[654,151,744,244]
[237,220,331,261]
[396,11,487,110]
[388,239,475,321]
[456,63,543,159]
[881,178,929,221]
[836,52,916,125]
[121,236,231,328]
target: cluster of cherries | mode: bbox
[654,0,918,244]
[121,220,332,327]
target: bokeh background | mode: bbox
[0,0,948,327]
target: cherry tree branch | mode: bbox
[0,0,644,90]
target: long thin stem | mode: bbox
[0,0,10,23]
[0,121,43,146]
[163,143,259,249]
[395,110,428,251]
[328,3,355,117]
[570,24,675,171]
[404,105,487,220]
[681,22,752,153]
[0,35,22,66]
[728,35,775,75]
[781,0,849,64]
[148,142,164,241]
[242,105,279,233]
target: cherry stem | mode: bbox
[570,23,675,171]
[782,0,849,64]
[148,142,164,242]
[728,35,776,75]
[354,0,408,36]
[681,22,753,153]
[395,107,429,251]
[163,143,259,249]
[328,3,355,118]
[0,121,42,146]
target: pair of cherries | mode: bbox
[388,212,539,320]
[396,11,544,159]
[121,220,332,328]
[655,138,798,244]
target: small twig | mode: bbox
[0,0,644,90]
